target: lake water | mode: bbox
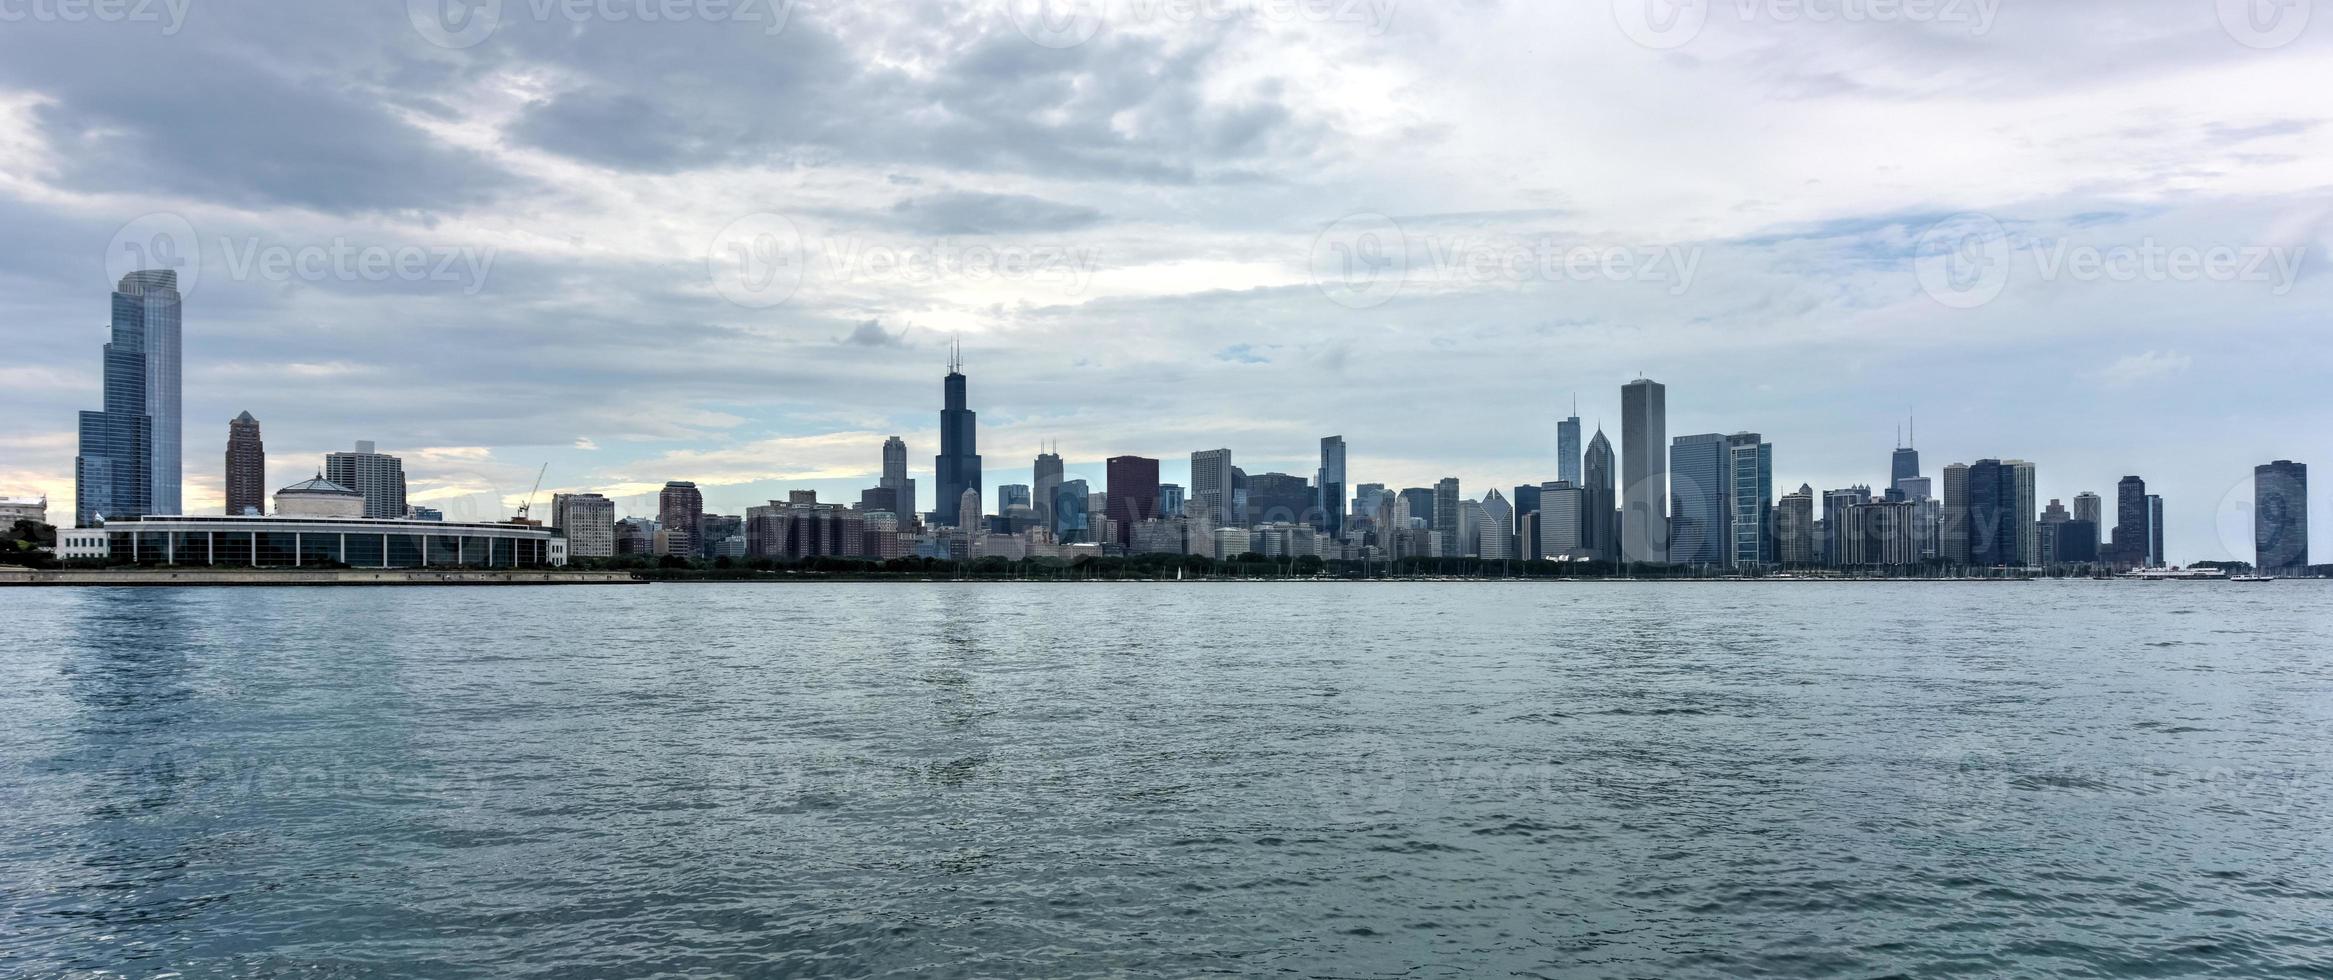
[4,582,2331,977]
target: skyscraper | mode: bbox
[881,436,917,523]
[225,411,265,516]
[2145,494,2165,568]
[1512,483,1543,560]
[1583,430,1618,562]
[1053,479,1091,544]
[1558,399,1582,486]
[1940,463,1970,564]
[1105,456,1159,548]
[1033,446,1063,532]
[1398,487,1435,529]
[75,271,183,525]
[122,271,182,515]
[324,441,409,520]
[932,345,981,527]
[1727,432,1773,568]
[1777,484,1816,566]
[1317,435,1347,539]
[551,492,616,558]
[1192,449,1235,526]
[2007,460,2038,568]
[1822,485,1873,566]
[2254,460,2309,574]
[1890,422,1921,495]
[1965,460,2024,568]
[1621,377,1667,563]
[1668,432,1729,565]
[658,481,704,556]
[1433,477,1461,555]
[2112,475,2149,568]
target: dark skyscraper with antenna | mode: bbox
[226,411,265,516]
[932,342,982,528]
[1891,416,1920,491]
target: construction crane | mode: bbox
[514,463,548,523]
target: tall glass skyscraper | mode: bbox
[1316,435,1346,540]
[2254,460,2309,573]
[1557,402,1582,486]
[881,436,917,522]
[932,344,981,528]
[1582,430,1618,563]
[75,270,180,525]
[1668,432,1729,565]
[1621,378,1667,563]
[1032,446,1063,533]
[1727,432,1773,568]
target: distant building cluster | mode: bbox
[43,267,2322,576]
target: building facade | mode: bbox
[1317,435,1347,540]
[1106,457,1159,549]
[551,492,616,558]
[932,349,981,527]
[324,442,409,520]
[226,411,265,516]
[1621,377,1667,563]
[2254,460,2309,573]
[75,271,182,525]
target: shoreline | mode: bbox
[0,568,645,587]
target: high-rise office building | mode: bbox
[75,271,184,525]
[1512,483,1543,560]
[1157,483,1185,518]
[881,436,917,524]
[1053,479,1091,544]
[1192,449,1235,526]
[996,484,1032,513]
[1246,473,1314,525]
[1777,484,1816,566]
[2145,494,2165,568]
[1583,430,1618,562]
[1890,435,1920,495]
[1668,432,1729,566]
[1940,463,1970,563]
[1433,477,1461,555]
[1538,481,1580,559]
[658,481,704,556]
[324,441,409,520]
[932,345,982,527]
[1822,485,1873,566]
[1398,487,1435,530]
[2007,460,2038,568]
[1558,400,1582,486]
[2254,460,2309,573]
[123,270,182,515]
[1964,459,2027,568]
[1475,490,1515,559]
[1727,432,1773,568]
[551,492,616,558]
[1621,377,1667,563]
[2112,475,2149,568]
[1106,456,1159,548]
[1317,435,1347,539]
[1033,446,1063,532]
[225,411,265,516]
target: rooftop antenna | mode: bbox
[949,336,962,374]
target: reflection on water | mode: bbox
[4,582,2332,977]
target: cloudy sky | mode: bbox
[1,0,2327,562]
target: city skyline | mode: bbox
[1,3,2328,565]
